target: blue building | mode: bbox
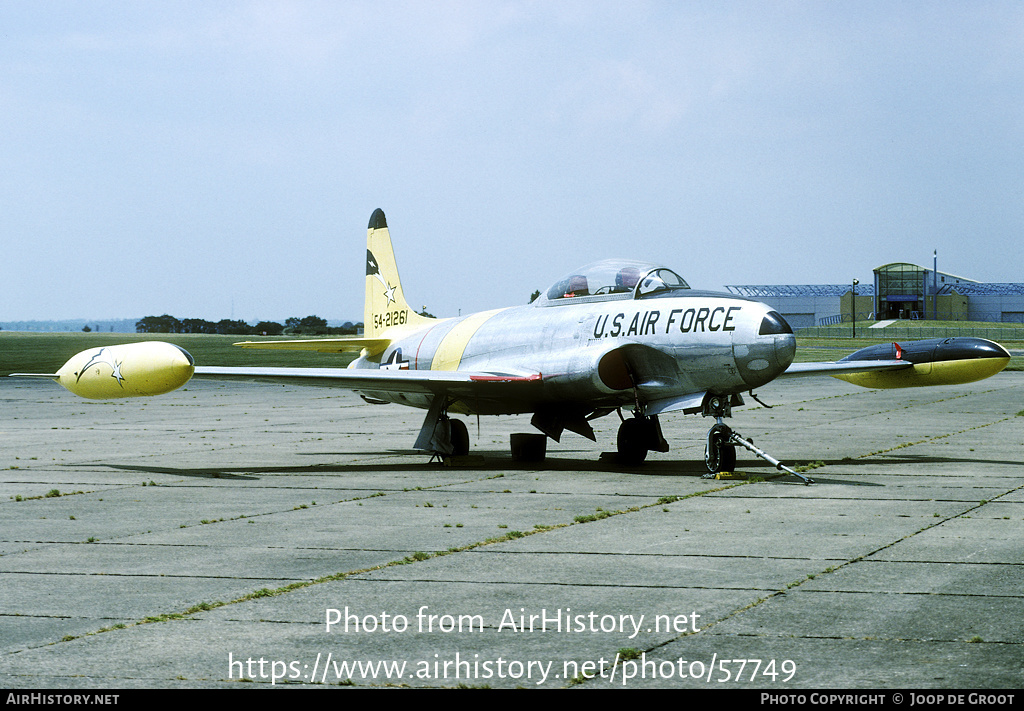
[727,262,1024,328]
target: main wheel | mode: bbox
[705,423,736,473]
[616,418,649,464]
[450,418,470,456]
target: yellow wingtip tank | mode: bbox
[831,338,1010,389]
[55,342,195,399]
[831,357,1010,389]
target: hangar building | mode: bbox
[727,262,1024,329]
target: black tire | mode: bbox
[705,423,736,473]
[718,444,736,472]
[616,418,649,464]
[450,418,470,456]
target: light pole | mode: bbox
[852,279,859,339]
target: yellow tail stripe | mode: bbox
[431,309,506,371]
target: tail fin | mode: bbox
[365,209,435,338]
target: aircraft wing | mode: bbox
[193,366,542,400]
[781,360,908,378]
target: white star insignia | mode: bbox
[109,359,125,386]
[372,272,397,305]
[77,348,126,388]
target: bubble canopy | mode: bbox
[538,259,690,304]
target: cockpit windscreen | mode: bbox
[538,259,689,304]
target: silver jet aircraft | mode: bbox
[17,209,1012,482]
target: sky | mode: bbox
[2,1,1022,323]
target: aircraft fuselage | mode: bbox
[352,291,796,417]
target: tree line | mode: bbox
[135,315,361,336]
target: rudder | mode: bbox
[365,209,434,338]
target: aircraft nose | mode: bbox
[773,330,797,370]
[733,310,795,388]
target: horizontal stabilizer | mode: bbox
[233,337,390,356]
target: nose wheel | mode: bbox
[703,421,813,485]
[704,423,736,473]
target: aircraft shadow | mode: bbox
[102,458,706,479]
[102,464,261,481]
[100,453,802,484]
[878,453,1024,467]
[804,454,1023,469]
[102,449,1012,485]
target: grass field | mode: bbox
[0,332,357,377]
[798,319,1024,341]
[2,328,1020,378]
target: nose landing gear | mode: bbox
[705,423,736,473]
[702,393,813,485]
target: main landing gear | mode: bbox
[415,396,470,458]
[615,412,669,464]
[448,416,470,457]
